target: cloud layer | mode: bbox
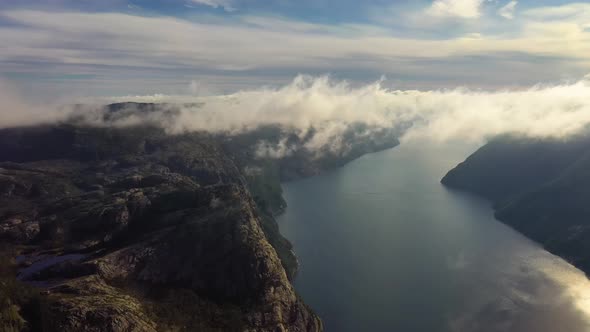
[4,73,588,142]
[0,3,589,94]
[92,75,590,142]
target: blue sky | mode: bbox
[0,0,589,98]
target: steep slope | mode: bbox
[442,134,590,275]
[0,102,401,331]
[218,124,400,279]
[0,124,321,331]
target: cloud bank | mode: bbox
[87,75,590,142]
[2,74,590,158]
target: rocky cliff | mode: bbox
[442,134,590,275]
[0,124,322,331]
[0,103,401,331]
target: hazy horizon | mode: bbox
[0,0,589,98]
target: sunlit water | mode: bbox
[278,141,590,332]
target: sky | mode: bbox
[0,0,589,98]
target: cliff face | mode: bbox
[0,124,321,331]
[442,134,590,275]
[218,124,400,279]
[0,102,402,331]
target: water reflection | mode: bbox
[448,250,590,332]
[278,141,590,332]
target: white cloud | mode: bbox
[1,10,588,68]
[520,3,590,48]
[255,138,295,158]
[74,74,590,143]
[0,5,589,93]
[426,0,484,19]
[0,80,67,128]
[524,3,590,21]
[188,0,235,12]
[498,1,517,19]
[5,75,590,158]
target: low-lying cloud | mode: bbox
[0,80,67,128]
[101,74,590,142]
[2,74,590,154]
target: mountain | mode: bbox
[442,134,590,275]
[0,103,400,331]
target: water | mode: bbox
[17,254,86,281]
[278,141,590,332]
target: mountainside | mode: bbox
[0,103,400,331]
[0,124,322,331]
[442,134,590,275]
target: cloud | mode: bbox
[255,138,295,158]
[0,80,67,128]
[0,8,589,95]
[4,74,590,158]
[498,1,517,20]
[188,0,235,11]
[54,74,590,143]
[426,0,484,19]
[524,3,590,22]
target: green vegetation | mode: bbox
[0,248,42,332]
[242,162,300,279]
[245,161,286,215]
[141,288,244,332]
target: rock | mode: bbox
[0,123,322,331]
[0,219,40,242]
[43,276,158,332]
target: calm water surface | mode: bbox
[278,141,590,332]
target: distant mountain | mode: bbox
[442,134,590,275]
[0,103,400,331]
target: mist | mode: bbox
[0,80,67,128]
[2,74,590,153]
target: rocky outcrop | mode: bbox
[0,124,321,331]
[42,276,158,332]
